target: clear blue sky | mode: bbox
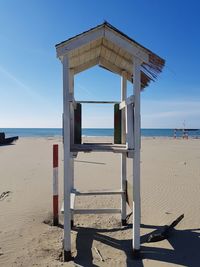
[0,0,200,128]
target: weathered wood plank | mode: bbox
[73,209,121,214]
[114,104,122,144]
[119,95,135,110]
[77,100,119,104]
[74,103,81,144]
[74,189,124,196]
[71,143,130,153]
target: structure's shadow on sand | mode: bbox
[72,224,200,267]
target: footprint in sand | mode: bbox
[0,191,12,201]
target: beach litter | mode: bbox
[147,214,184,243]
[0,191,12,201]
[94,246,104,261]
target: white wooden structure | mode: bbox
[56,22,165,261]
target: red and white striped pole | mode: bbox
[53,144,59,226]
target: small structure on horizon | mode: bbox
[174,128,198,139]
[55,22,165,261]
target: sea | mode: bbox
[1,128,200,138]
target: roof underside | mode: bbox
[56,22,165,89]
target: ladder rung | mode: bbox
[73,189,124,196]
[73,208,121,214]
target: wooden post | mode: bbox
[63,55,72,261]
[132,57,141,257]
[174,129,177,139]
[121,71,127,226]
[114,104,122,144]
[53,144,59,226]
[69,69,74,228]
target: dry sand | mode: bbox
[0,137,200,266]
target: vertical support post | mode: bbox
[126,81,134,150]
[132,57,142,257]
[121,71,127,226]
[53,144,59,226]
[69,69,74,228]
[174,129,176,139]
[63,55,72,261]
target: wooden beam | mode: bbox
[69,44,101,60]
[104,27,149,63]
[114,104,122,144]
[121,71,127,225]
[99,57,133,82]
[69,69,75,227]
[73,209,121,214]
[126,103,134,149]
[63,55,72,261]
[119,95,135,110]
[77,100,119,104]
[56,28,104,58]
[70,192,76,210]
[73,57,99,74]
[132,56,142,256]
[74,189,124,196]
[71,143,129,153]
[70,45,101,68]
[69,69,74,146]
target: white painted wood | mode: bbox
[56,28,104,58]
[70,192,76,210]
[71,143,128,153]
[99,57,132,82]
[61,207,121,215]
[77,100,119,104]
[69,69,74,146]
[61,201,64,214]
[71,46,101,68]
[121,154,127,221]
[73,57,99,74]
[69,69,74,224]
[104,27,149,63]
[73,189,124,196]
[132,57,142,252]
[57,25,149,64]
[100,45,132,70]
[119,95,134,110]
[60,193,76,215]
[121,70,127,143]
[73,209,121,214]
[121,71,127,223]
[56,25,152,257]
[119,101,126,110]
[63,55,71,253]
[126,103,134,149]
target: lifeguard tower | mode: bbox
[55,22,165,261]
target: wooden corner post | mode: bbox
[63,55,72,261]
[121,71,127,226]
[53,144,59,226]
[132,57,142,257]
[69,68,75,228]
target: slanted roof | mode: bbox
[56,22,165,88]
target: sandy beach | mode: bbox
[0,137,200,266]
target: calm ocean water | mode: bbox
[1,128,200,138]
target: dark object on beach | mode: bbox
[0,132,18,145]
[0,191,12,201]
[147,214,184,243]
